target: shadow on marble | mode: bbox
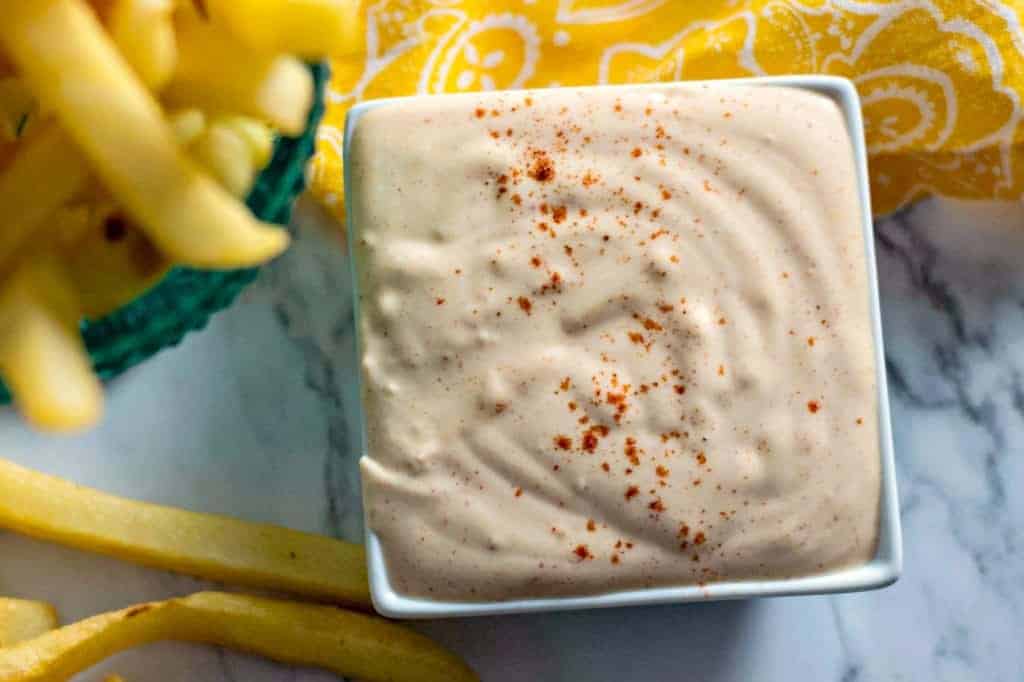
[418,599,756,681]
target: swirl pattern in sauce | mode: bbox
[351,84,881,601]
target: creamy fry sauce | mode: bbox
[351,84,881,601]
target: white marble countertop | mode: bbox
[1,196,1021,681]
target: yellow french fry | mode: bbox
[168,108,205,146]
[0,259,103,432]
[84,0,117,21]
[1,0,289,269]
[202,0,362,59]
[0,459,371,608]
[108,0,177,91]
[165,13,312,135]
[0,598,58,647]
[0,592,478,682]
[190,121,255,198]
[0,77,38,142]
[58,207,169,318]
[0,142,16,171]
[0,122,90,275]
[218,115,275,171]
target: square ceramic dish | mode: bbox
[345,75,902,619]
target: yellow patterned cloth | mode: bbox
[311,0,1024,217]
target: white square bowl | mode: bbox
[344,75,902,619]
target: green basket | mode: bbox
[0,62,328,402]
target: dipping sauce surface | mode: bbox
[351,84,881,601]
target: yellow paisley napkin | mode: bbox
[311,0,1024,217]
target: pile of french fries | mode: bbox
[0,459,479,681]
[0,0,357,432]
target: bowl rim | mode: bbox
[345,75,902,619]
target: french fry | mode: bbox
[201,0,362,59]
[0,259,103,431]
[190,121,255,198]
[0,599,58,647]
[0,459,371,608]
[0,122,90,275]
[1,0,290,269]
[0,142,16,172]
[0,77,37,142]
[165,13,312,135]
[219,115,275,170]
[58,207,170,318]
[168,108,205,146]
[0,592,478,682]
[108,0,177,91]
[85,0,118,22]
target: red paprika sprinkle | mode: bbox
[527,150,555,182]
[624,437,640,466]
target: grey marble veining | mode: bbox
[254,196,365,544]
[0,197,1021,681]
